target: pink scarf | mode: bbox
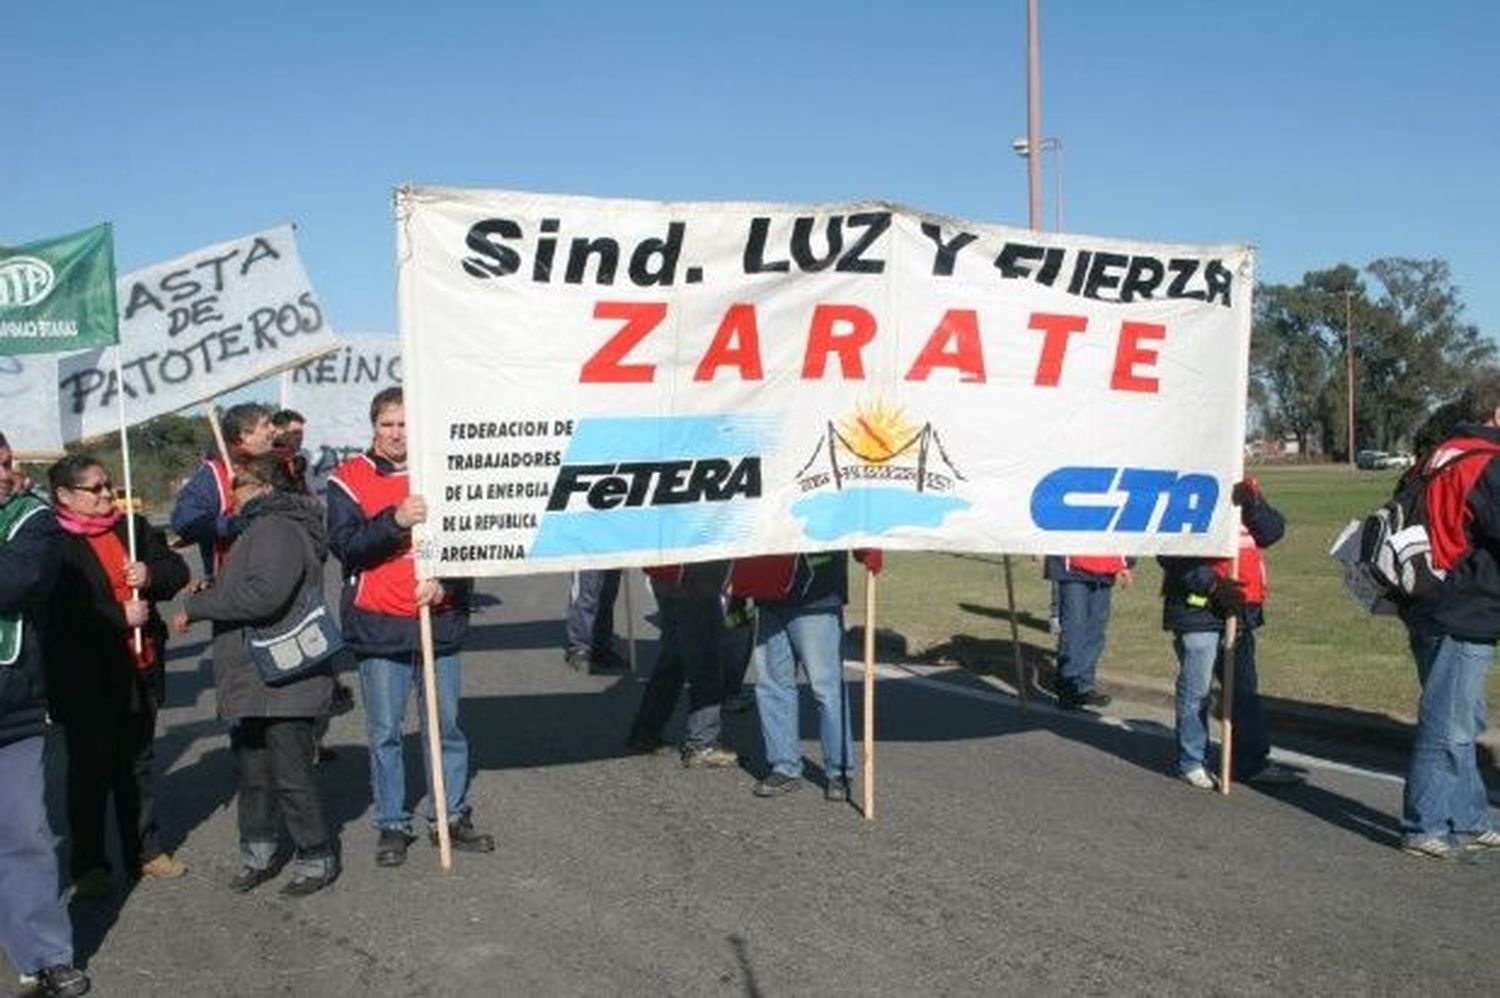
[56,505,123,537]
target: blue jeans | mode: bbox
[754,600,855,780]
[1172,627,1270,777]
[0,736,73,975]
[359,653,471,831]
[1055,580,1113,698]
[566,569,621,654]
[629,587,725,750]
[1402,631,1494,840]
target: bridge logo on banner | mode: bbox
[396,187,1254,578]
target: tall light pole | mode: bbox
[1011,136,1064,231]
[1344,289,1356,469]
[1025,0,1043,230]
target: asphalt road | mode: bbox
[7,571,1498,996]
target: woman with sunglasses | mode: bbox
[43,454,191,898]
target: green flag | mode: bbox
[0,223,118,355]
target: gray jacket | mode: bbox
[184,492,333,720]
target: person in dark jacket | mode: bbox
[173,455,338,897]
[169,402,276,576]
[1158,479,1303,790]
[327,387,492,868]
[1396,376,1500,858]
[0,433,90,997]
[1044,555,1133,710]
[627,560,737,767]
[44,455,191,898]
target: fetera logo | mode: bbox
[0,257,57,308]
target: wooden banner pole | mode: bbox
[1003,556,1027,709]
[861,566,877,820]
[114,353,142,655]
[623,569,637,675]
[418,603,454,869]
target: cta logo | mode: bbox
[1030,466,1218,533]
[0,257,56,308]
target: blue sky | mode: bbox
[4,1,1496,340]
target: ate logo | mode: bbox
[0,257,56,308]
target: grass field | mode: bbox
[846,465,1498,721]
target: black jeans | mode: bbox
[231,717,330,858]
[65,699,160,877]
[629,589,727,749]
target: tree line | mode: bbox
[1251,258,1493,458]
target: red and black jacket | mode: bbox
[326,453,471,657]
[1158,492,1284,634]
[1416,423,1500,641]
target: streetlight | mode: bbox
[1011,136,1064,232]
[1342,289,1355,469]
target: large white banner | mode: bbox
[281,334,402,492]
[58,224,337,442]
[397,187,1253,578]
[0,354,64,454]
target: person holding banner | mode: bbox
[43,455,191,897]
[327,387,493,867]
[627,561,738,766]
[1044,555,1132,710]
[0,433,91,997]
[173,455,339,897]
[170,402,277,576]
[733,550,880,801]
[1158,480,1303,790]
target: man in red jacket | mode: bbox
[1397,376,1500,858]
[328,388,493,868]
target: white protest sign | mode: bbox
[58,224,337,442]
[281,334,402,491]
[397,187,1253,578]
[0,353,65,454]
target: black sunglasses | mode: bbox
[69,480,114,495]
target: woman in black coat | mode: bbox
[173,454,338,897]
[44,455,191,897]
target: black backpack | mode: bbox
[1336,448,1500,609]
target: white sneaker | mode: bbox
[1461,829,1500,851]
[1179,767,1216,790]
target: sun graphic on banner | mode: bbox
[837,399,920,465]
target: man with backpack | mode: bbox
[1396,377,1500,859]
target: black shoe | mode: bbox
[375,828,415,868]
[825,776,851,802]
[1057,689,1112,711]
[432,815,495,853]
[625,731,667,754]
[229,866,278,894]
[280,867,339,898]
[754,772,803,798]
[590,647,630,673]
[33,965,90,997]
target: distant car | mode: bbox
[1355,449,1413,470]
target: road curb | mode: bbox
[1092,668,1500,773]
